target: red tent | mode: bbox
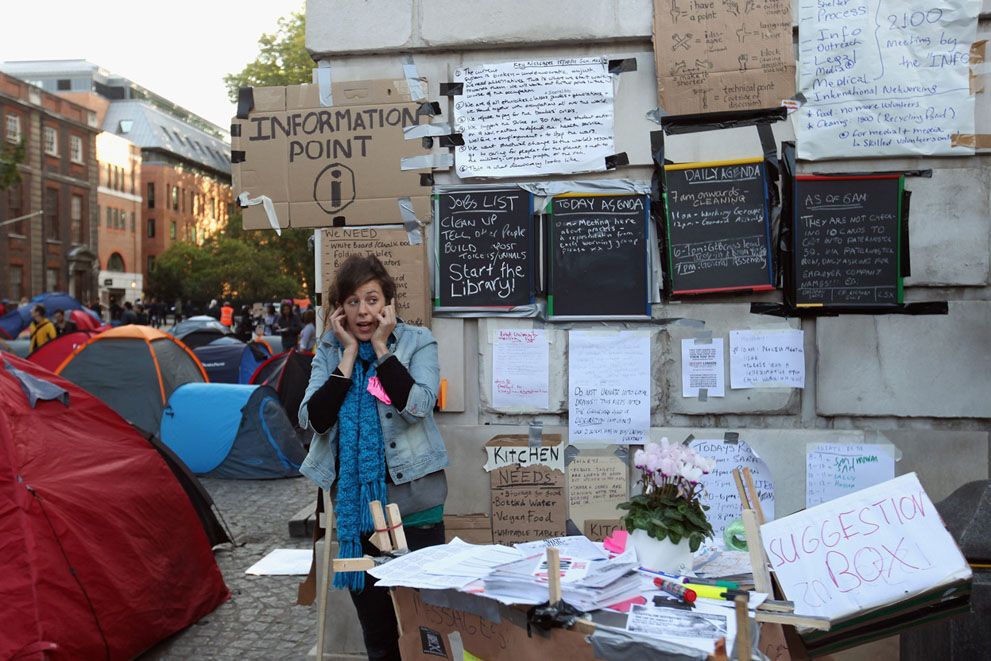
[0,353,229,659]
[26,330,98,372]
[69,309,104,332]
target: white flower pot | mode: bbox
[630,528,693,574]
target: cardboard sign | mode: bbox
[232,80,432,229]
[760,473,971,620]
[487,435,566,545]
[321,226,431,328]
[584,519,624,543]
[567,448,629,530]
[652,0,794,115]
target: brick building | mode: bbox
[0,72,99,304]
[0,60,231,298]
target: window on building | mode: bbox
[172,186,179,211]
[130,168,135,194]
[147,182,155,209]
[118,120,133,134]
[169,220,176,240]
[111,207,118,229]
[8,265,23,301]
[120,210,127,230]
[7,183,24,235]
[70,135,84,164]
[130,212,135,231]
[166,184,171,208]
[107,252,125,272]
[57,79,71,91]
[70,194,83,243]
[43,126,58,156]
[44,188,59,240]
[147,255,155,274]
[106,163,111,187]
[47,267,60,291]
[147,218,156,238]
[5,114,21,143]
[181,188,185,213]
[106,206,112,228]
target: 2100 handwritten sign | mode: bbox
[435,189,533,309]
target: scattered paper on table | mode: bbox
[492,329,550,410]
[730,329,804,389]
[368,538,477,590]
[245,549,313,576]
[625,602,735,654]
[515,536,607,561]
[806,443,896,507]
[681,338,725,398]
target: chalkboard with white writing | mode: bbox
[793,175,903,307]
[435,188,534,309]
[548,194,650,318]
[663,158,774,295]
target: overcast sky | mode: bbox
[1,0,305,131]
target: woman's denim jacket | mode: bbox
[298,323,449,491]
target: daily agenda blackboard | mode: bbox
[435,188,534,309]
[548,194,650,318]
[663,158,774,295]
[792,175,903,307]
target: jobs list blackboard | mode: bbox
[793,175,903,307]
[435,188,534,309]
[548,194,650,318]
[663,158,774,295]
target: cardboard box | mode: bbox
[232,80,434,230]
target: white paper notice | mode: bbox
[625,603,735,655]
[806,443,897,507]
[795,0,979,160]
[681,338,725,398]
[730,329,804,389]
[244,549,313,576]
[761,473,971,620]
[689,439,775,544]
[568,331,651,444]
[491,329,550,410]
[453,57,614,178]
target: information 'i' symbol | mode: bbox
[313,162,356,215]
[330,168,342,208]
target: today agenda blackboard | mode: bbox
[792,175,903,307]
[548,194,650,319]
[434,188,535,310]
[663,158,774,295]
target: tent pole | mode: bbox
[315,489,334,659]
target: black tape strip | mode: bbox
[420,173,434,187]
[230,123,241,137]
[439,82,463,96]
[750,301,949,318]
[901,189,912,278]
[416,101,442,117]
[236,87,254,119]
[661,106,788,134]
[231,150,245,163]
[421,136,434,150]
[724,432,740,444]
[604,152,629,170]
[332,217,346,227]
[236,196,247,208]
[805,169,932,178]
[438,133,465,147]
[608,58,638,74]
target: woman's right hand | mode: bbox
[330,306,357,352]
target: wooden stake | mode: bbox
[742,509,772,594]
[734,595,751,660]
[315,490,334,661]
[385,503,408,552]
[742,467,766,525]
[546,547,562,605]
[369,500,392,552]
[732,468,751,510]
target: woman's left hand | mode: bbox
[372,298,397,353]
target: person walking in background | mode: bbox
[220,301,235,328]
[235,305,254,342]
[263,304,277,335]
[174,298,183,324]
[135,302,149,325]
[109,296,122,322]
[299,254,448,661]
[29,305,57,352]
[298,309,317,352]
[274,301,302,352]
[52,309,77,336]
[120,301,138,325]
[89,300,103,322]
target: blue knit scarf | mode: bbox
[334,341,387,591]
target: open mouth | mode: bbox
[355,321,375,334]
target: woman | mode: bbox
[299,254,448,661]
[297,309,317,352]
[274,300,302,351]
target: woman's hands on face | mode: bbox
[330,306,358,352]
[371,298,397,353]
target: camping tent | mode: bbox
[56,326,207,435]
[27,330,100,372]
[249,349,314,431]
[69,308,105,332]
[169,316,231,349]
[194,336,271,384]
[160,383,306,479]
[0,292,98,339]
[0,353,228,659]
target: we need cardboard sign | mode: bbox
[761,473,970,620]
[232,81,432,229]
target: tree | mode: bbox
[0,139,25,191]
[224,11,311,102]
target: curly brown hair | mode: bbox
[327,253,397,310]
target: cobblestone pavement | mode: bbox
[140,476,318,660]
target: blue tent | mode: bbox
[193,337,271,384]
[160,383,305,479]
[0,292,97,339]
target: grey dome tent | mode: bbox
[160,383,305,479]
